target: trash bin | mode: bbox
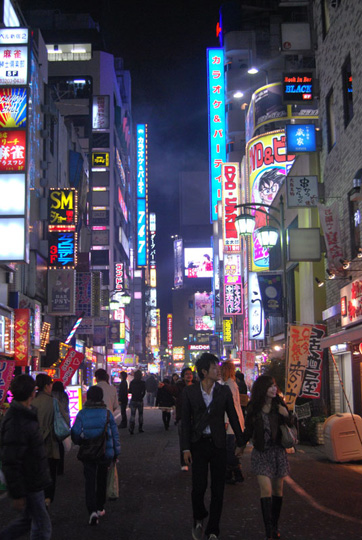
[323,413,362,462]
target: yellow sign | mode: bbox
[92,152,109,168]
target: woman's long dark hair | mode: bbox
[249,375,277,415]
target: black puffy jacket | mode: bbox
[0,400,51,499]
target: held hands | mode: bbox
[183,450,192,465]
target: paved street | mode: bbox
[1,408,362,539]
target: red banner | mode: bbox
[0,359,15,404]
[57,347,84,387]
[14,308,30,366]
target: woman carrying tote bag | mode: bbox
[241,375,294,540]
[71,386,120,526]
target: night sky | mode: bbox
[21,0,223,341]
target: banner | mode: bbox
[285,325,312,410]
[57,347,84,387]
[14,308,30,366]
[241,351,256,390]
[300,324,326,399]
[318,202,344,272]
[221,163,241,253]
[0,359,15,403]
[257,274,283,317]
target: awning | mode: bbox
[321,325,362,348]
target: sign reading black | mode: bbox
[283,72,313,102]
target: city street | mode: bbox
[1,408,362,540]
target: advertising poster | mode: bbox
[0,87,27,127]
[224,253,241,284]
[92,95,110,130]
[195,292,213,331]
[58,347,84,387]
[246,130,295,271]
[174,238,183,288]
[48,269,75,315]
[285,324,312,410]
[300,324,326,399]
[49,189,76,229]
[0,359,15,403]
[221,163,241,253]
[0,129,26,171]
[224,283,242,315]
[184,247,213,278]
[318,202,344,273]
[0,45,28,85]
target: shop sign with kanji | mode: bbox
[0,129,25,171]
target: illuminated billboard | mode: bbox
[207,48,226,221]
[136,124,148,267]
[137,198,147,266]
[0,87,27,128]
[286,124,316,153]
[92,95,110,130]
[49,189,77,231]
[246,130,295,271]
[184,248,213,278]
[136,124,146,198]
[0,129,26,171]
[195,292,213,331]
[48,232,77,268]
[221,163,241,253]
[0,45,28,85]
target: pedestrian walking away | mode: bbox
[241,375,294,540]
[220,361,245,485]
[118,371,129,428]
[33,373,68,508]
[181,353,244,540]
[95,368,121,425]
[145,374,158,407]
[155,378,175,430]
[128,370,146,434]
[161,367,194,470]
[71,385,120,526]
[0,374,52,540]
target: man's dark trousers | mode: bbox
[191,436,227,537]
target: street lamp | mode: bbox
[247,67,269,85]
[234,196,288,341]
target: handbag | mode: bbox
[280,423,298,449]
[77,410,110,462]
[53,398,71,442]
[107,461,119,500]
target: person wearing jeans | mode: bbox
[0,374,52,540]
[128,370,146,434]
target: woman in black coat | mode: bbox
[155,378,175,430]
[242,375,293,540]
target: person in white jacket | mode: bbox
[95,369,121,425]
[221,361,245,484]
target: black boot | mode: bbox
[260,497,272,539]
[271,496,283,539]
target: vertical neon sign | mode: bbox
[207,48,226,222]
[136,124,148,267]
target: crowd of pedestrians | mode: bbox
[0,354,294,540]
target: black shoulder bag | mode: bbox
[77,410,110,462]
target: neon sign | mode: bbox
[207,48,226,221]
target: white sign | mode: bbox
[287,176,318,207]
[222,163,241,252]
[0,45,28,85]
[0,28,28,44]
[248,272,265,340]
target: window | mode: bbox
[326,88,336,151]
[342,55,353,127]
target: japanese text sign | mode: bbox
[300,324,326,399]
[340,278,362,328]
[0,29,28,45]
[247,131,295,272]
[137,124,146,198]
[0,359,15,404]
[285,324,312,410]
[0,129,26,171]
[248,272,265,340]
[0,45,28,85]
[48,232,76,268]
[224,283,243,315]
[286,123,316,153]
[283,72,313,102]
[224,254,241,285]
[49,189,76,230]
[221,163,241,252]
[223,317,233,345]
[318,202,344,272]
[65,385,82,426]
[207,48,226,221]
[286,176,318,207]
[115,262,124,291]
[167,314,172,350]
[137,198,147,267]
[58,347,84,387]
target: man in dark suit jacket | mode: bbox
[181,353,243,540]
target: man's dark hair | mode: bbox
[195,353,219,380]
[52,380,65,393]
[10,374,36,402]
[181,367,192,379]
[133,370,142,381]
[87,385,103,402]
[120,371,128,380]
[35,373,52,391]
[94,368,108,381]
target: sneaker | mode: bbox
[207,535,218,540]
[97,509,106,517]
[181,465,189,471]
[89,512,99,526]
[192,520,203,540]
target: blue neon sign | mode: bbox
[286,124,316,153]
[207,48,226,222]
[137,198,146,266]
[136,124,146,198]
